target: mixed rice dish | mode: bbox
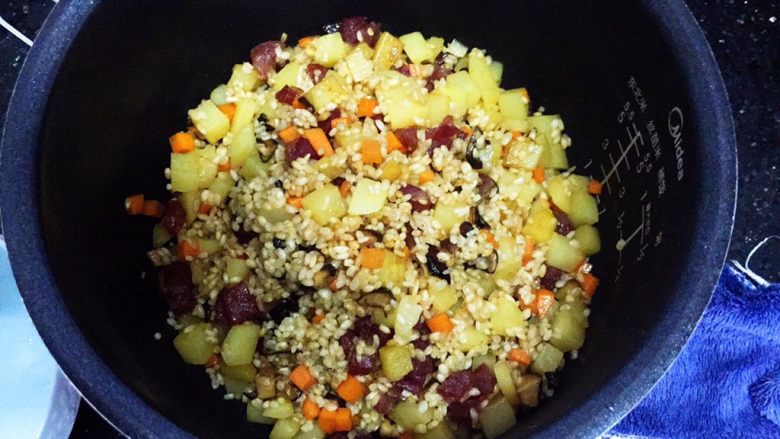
[128,16,603,439]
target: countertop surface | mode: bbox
[0,0,777,437]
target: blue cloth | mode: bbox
[611,264,780,438]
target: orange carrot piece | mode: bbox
[142,200,164,218]
[588,180,603,195]
[334,408,353,432]
[481,230,499,249]
[535,289,556,317]
[419,169,435,185]
[339,180,351,198]
[298,36,315,48]
[302,398,321,420]
[580,273,599,299]
[357,98,378,118]
[507,349,532,366]
[328,277,339,291]
[292,97,306,109]
[218,103,236,122]
[312,312,325,324]
[532,166,545,183]
[318,409,337,434]
[289,364,316,391]
[403,247,411,259]
[304,128,334,157]
[170,132,196,154]
[177,239,200,261]
[461,125,474,136]
[287,196,303,209]
[125,194,145,215]
[337,375,366,403]
[386,132,405,154]
[198,203,212,214]
[360,247,385,269]
[361,140,382,165]
[218,161,232,172]
[522,236,536,265]
[426,313,454,333]
[278,126,301,144]
[511,131,522,139]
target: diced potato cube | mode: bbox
[257,90,279,120]
[456,327,489,352]
[494,361,521,406]
[498,88,529,121]
[468,52,500,107]
[247,402,275,424]
[399,32,436,64]
[514,177,541,209]
[196,238,222,255]
[500,118,530,132]
[568,191,599,226]
[311,33,349,67]
[495,235,524,280]
[228,63,262,92]
[550,305,587,352]
[573,225,601,255]
[528,115,569,169]
[546,234,584,272]
[258,206,293,225]
[226,258,250,283]
[520,207,557,242]
[444,71,481,114]
[379,344,414,381]
[263,397,295,419]
[196,146,219,188]
[433,200,471,234]
[229,125,256,166]
[345,49,374,83]
[231,97,260,134]
[490,295,526,335]
[302,184,347,225]
[379,250,407,286]
[394,295,423,342]
[314,153,348,179]
[530,343,564,374]
[179,190,200,224]
[489,61,503,85]
[380,160,403,181]
[375,71,428,128]
[170,152,200,193]
[173,323,218,365]
[270,417,302,439]
[372,32,405,70]
[221,323,261,366]
[208,171,235,204]
[480,397,517,439]
[353,42,375,60]
[348,178,388,215]
[430,278,458,313]
[189,100,230,144]
[210,84,228,105]
[221,362,257,383]
[304,71,348,112]
[547,175,572,212]
[389,400,434,430]
[272,62,303,91]
[239,151,272,180]
[427,90,451,125]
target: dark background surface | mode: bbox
[0,0,776,437]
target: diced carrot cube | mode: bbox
[289,364,317,391]
[125,194,145,215]
[142,200,164,218]
[359,247,385,269]
[218,103,236,122]
[357,98,378,118]
[170,132,196,153]
[361,140,382,165]
[532,167,545,183]
[419,169,435,185]
[304,128,334,157]
[278,126,301,144]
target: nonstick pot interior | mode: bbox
[0,0,735,437]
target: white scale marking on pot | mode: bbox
[599,76,687,283]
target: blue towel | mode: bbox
[611,263,780,438]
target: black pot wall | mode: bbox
[0,0,735,438]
